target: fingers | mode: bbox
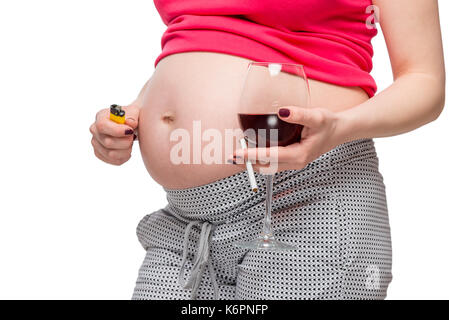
[228,143,312,174]
[90,124,134,150]
[91,137,131,165]
[95,108,135,137]
[98,132,134,150]
[232,145,300,163]
[277,106,326,128]
[122,104,140,129]
[93,148,111,164]
[90,106,138,165]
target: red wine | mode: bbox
[238,113,303,147]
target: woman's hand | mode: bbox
[89,105,140,165]
[229,106,349,174]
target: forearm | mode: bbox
[337,72,445,142]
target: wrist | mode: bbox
[334,108,362,144]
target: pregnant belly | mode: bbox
[137,52,369,189]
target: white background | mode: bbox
[0,0,447,300]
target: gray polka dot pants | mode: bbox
[132,139,393,300]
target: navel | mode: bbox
[161,111,175,123]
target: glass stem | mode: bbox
[261,174,274,240]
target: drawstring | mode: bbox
[178,221,218,300]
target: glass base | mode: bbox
[234,236,297,251]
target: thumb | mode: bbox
[277,106,323,127]
[122,104,140,129]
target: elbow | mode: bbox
[436,89,445,119]
[428,73,446,122]
[431,87,445,122]
[428,90,445,122]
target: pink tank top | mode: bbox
[154,0,378,97]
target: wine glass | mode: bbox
[235,62,310,250]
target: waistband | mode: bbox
[163,138,377,223]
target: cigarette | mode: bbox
[239,138,258,192]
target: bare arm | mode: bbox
[232,0,446,172]
[338,0,445,141]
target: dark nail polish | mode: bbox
[125,129,134,135]
[133,134,137,141]
[279,108,290,118]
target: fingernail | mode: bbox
[125,129,134,135]
[279,108,290,118]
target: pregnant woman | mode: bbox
[89,0,445,299]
